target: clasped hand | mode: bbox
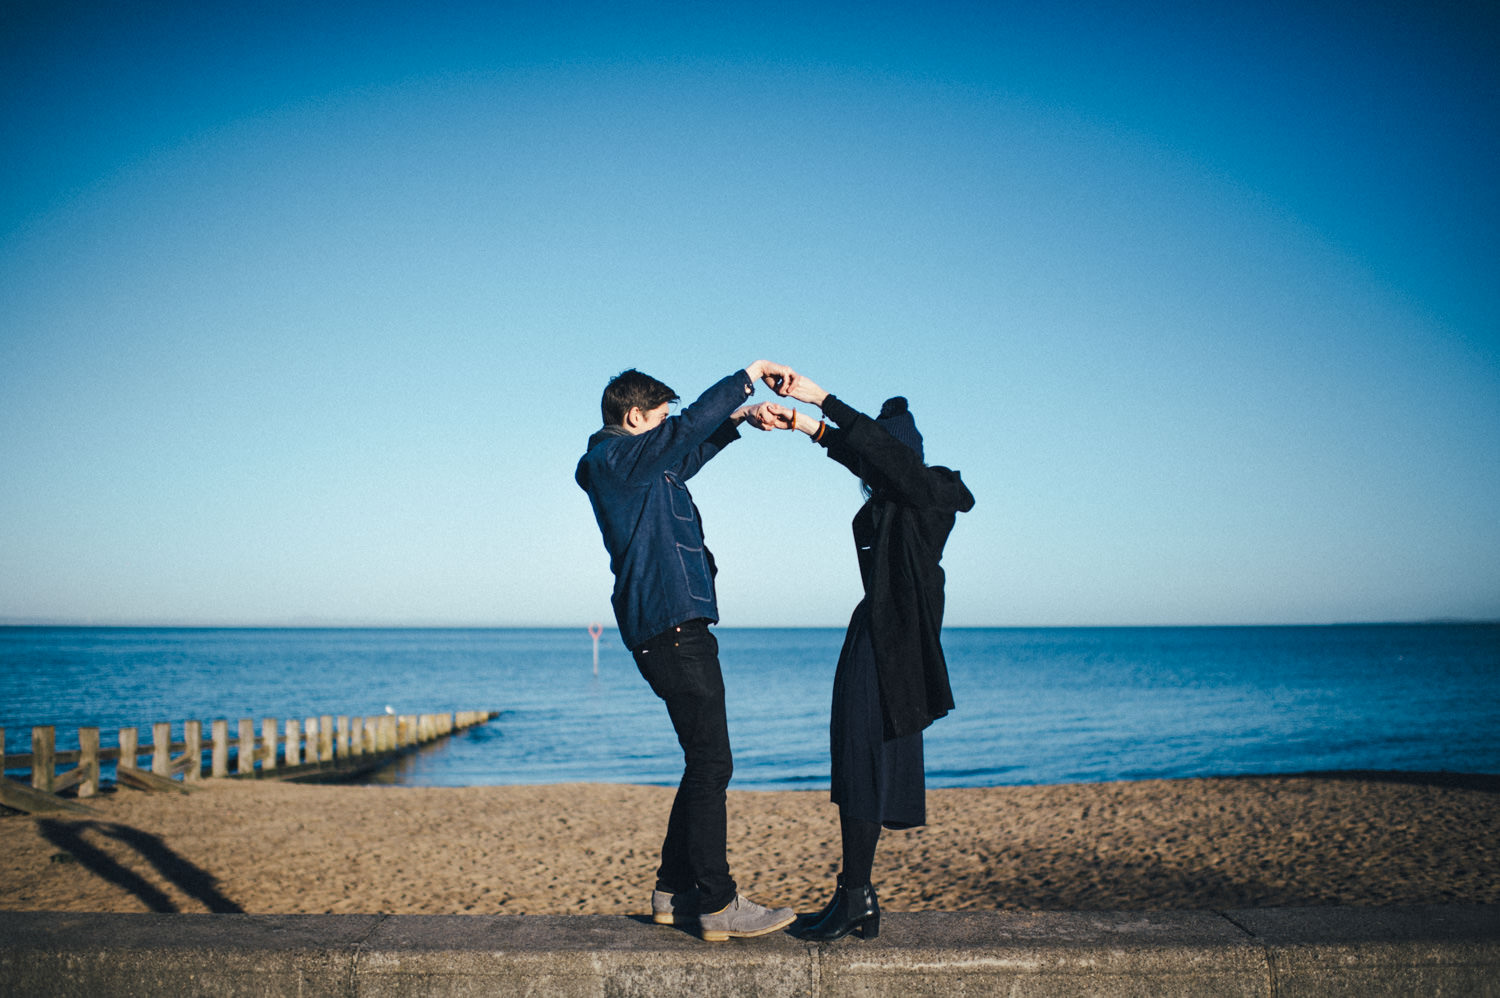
[739,400,798,431]
[736,362,830,432]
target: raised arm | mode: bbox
[632,364,799,480]
[777,379,969,511]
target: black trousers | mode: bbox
[631,619,737,911]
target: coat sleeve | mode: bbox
[671,416,741,481]
[616,372,751,484]
[812,422,864,479]
[818,395,974,513]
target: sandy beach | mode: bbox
[2,773,1496,916]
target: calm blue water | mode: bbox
[2,626,1497,789]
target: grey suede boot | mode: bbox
[698,894,796,941]
[651,888,701,925]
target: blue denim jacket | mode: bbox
[575,371,755,650]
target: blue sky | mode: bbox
[2,0,1496,628]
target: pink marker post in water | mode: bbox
[588,622,604,675]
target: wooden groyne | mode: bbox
[0,710,498,815]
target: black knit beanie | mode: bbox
[876,397,923,460]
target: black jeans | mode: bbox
[631,619,736,911]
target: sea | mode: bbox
[3,625,1497,790]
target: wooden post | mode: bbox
[184,721,202,783]
[1,726,7,775]
[261,718,279,771]
[211,720,228,777]
[318,714,333,762]
[76,726,100,797]
[336,716,350,759]
[304,717,317,762]
[237,718,255,775]
[151,722,171,775]
[31,727,55,792]
[286,719,301,766]
[363,717,377,755]
[119,726,139,772]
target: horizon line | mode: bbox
[2,618,1494,630]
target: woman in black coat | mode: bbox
[775,376,975,940]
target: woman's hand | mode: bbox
[774,373,829,407]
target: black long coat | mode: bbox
[818,396,976,739]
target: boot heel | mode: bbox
[857,913,880,939]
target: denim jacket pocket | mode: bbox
[675,543,714,602]
[664,472,695,522]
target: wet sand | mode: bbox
[2,773,1496,915]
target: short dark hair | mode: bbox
[601,369,679,426]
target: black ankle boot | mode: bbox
[797,880,879,941]
[798,874,845,929]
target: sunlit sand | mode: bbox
[3,773,1496,915]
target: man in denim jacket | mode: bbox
[576,360,797,941]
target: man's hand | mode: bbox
[745,360,798,395]
[734,400,794,430]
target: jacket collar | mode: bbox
[586,424,632,450]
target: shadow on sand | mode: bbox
[38,819,243,913]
